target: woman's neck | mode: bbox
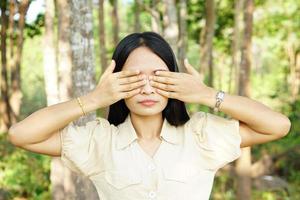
[130,112,163,140]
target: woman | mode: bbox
[8,32,291,200]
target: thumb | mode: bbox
[184,58,199,76]
[103,60,116,76]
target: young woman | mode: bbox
[8,32,291,200]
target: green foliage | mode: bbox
[0,134,51,200]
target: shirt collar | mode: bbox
[116,114,180,150]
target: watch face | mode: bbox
[217,91,225,99]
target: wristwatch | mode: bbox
[213,90,225,112]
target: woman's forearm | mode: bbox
[8,92,101,146]
[200,87,291,136]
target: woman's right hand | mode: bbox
[90,60,146,108]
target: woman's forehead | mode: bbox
[122,47,169,72]
[123,65,168,73]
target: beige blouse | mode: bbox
[59,111,241,200]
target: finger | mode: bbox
[154,70,179,78]
[149,75,177,85]
[103,60,116,76]
[115,69,140,79]
[118,74,145,85]
[184,58,200,76]
[121,88,142,99]
[119,79,146,92]
[155,88,177,99]
[150,80,177,92]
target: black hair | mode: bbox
[107,31,190,127]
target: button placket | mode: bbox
[148,163,156,171]
[148,190,157,199]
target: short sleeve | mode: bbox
[59,117,112,177]
[186,111,241,170]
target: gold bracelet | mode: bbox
[76,97,87,116]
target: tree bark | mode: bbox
[199,0,215,88]
[99,0,107,71]
[178,0,187,71]
[43,1,65,199]
[230,0,244,94]
[134,0,141,32]
[0,0,11,132]
[69,0,98,198]
[53,0,74,199]
[286,34,300,103]
[98,0,109,118]
[111,0,119,46]
[235,0,254,199]
[150,0,161,33]
[163,0,179,64]
[9,0,30,125]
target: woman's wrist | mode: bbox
[78,92,102,115]
[198,86,218,108]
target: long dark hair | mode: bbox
[107,32,190,127]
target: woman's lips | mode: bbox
[139,100,158,106]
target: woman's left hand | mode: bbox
[149,58,214,104]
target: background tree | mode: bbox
[235,0,254,199]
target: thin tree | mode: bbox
[9,0,30,124]
[134,0,141,32]
[178,0,187,70]
[69,0,99,198]
[229,0,244,94]
[162,0,179,69]
[235,0,254,199]
[150,0,161,33]
[98,0,108,118]
[199,0,215,87]
[0,0,11,132]
[53,0,74,199]
[111,0,119,46]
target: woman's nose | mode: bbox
[140,75,155,94]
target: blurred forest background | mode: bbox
[0,0,299,199]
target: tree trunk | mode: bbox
[178,0,187,71]
[163,0,179,64]
[53,0,74,199]
[236,0,254,199]
[150,0,161,33]
[111,0,119,46]
[0,0,11,132]
[99,0,107,71]
[230,0,244,94]
[9,0,30,124]
[69,0,98,198]
[286,34,300,103]
[98,0,109,118]
[57,0,72,101]
[43,1,65,199]
[44,0,59,106]
[199,0,215,88]
[134,0,141,32]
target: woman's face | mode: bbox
[122,46,169,116]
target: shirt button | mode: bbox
[148,163,156,171]
[148,191,157,199]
